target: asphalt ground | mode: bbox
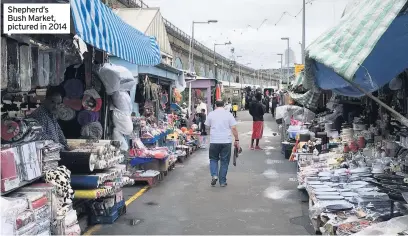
[87,111,313,235]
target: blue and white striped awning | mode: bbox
[70,0,161,66]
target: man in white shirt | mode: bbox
[224,101,232,112]
[196,99,207,115]
[204,100,240,187]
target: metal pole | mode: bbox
[191,23,195,71]
[280,57,283,88]
[187,22,194,117]
[302,0,306,64]
[188,81,192,116]
[239,65,242,89]
[188,22,194,71]
[213,44,216,79]
[287,39,290,85]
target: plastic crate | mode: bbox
[141,136,159,144]
[88,201,126,225]
[89,200,125,217]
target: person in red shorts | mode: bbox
[249,92,265,150]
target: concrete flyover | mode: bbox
[110,0,280,87]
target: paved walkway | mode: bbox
[91,111,313,235]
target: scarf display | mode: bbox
[80,122,103,139]
[57,104,76,121]
[1,118,42,144]
[77,110,99,126]
[82,89,102,112]
[63,97,83,111]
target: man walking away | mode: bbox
[205,100,239,187]
[271,93,278,117]
[199,109,207,135]
[232,103,239,118]
[249,93,265,150]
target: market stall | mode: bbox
[1,0,164,233]
[279,2,408,232]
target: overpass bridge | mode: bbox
[110,0,280,87]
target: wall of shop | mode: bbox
[190,79,216,111]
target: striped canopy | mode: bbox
[70,0,161,66]
[304,0,408,97]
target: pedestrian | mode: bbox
[199,109,207,135]
[263,92,270,114]
[249,93,265,150]
[232,103,238,118]
[224,100,232,113]
[204,100,240,187]
[271,93,278,117]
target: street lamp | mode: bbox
[188,20,218,72]
[187,19,217,117]
[277,53,283,87]
[281,37,290,85]
[213,41,232,79]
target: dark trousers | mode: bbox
[200,121,206,135]
[209,143,232,185]
[271,104,277,117]
[233,111,237,117]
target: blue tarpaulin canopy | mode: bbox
[70,0,161,65]
[304,0,408,97]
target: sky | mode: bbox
[144,0,350,69]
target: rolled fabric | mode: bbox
[80,122,103,139]
[82,89,102,112]
[63,97,82,111]
[73,189,104,199]
[64,79,84,99]
[77,110,99,126]
[70,175,100,189]
[59,151,96,174]
[56,104,76,121]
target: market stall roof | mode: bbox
[70,0,161,66]
[113,8,174,58]
[304,0,408,97]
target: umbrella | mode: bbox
[304,0,408,97]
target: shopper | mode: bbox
[29,86,71,150]
[271,93,278,117]
[232,103,238,118]
[224,100,232,113]
[249,93,265,150]
[263,92,270,114]
[199,109,207,135]
[204,100,239,187]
